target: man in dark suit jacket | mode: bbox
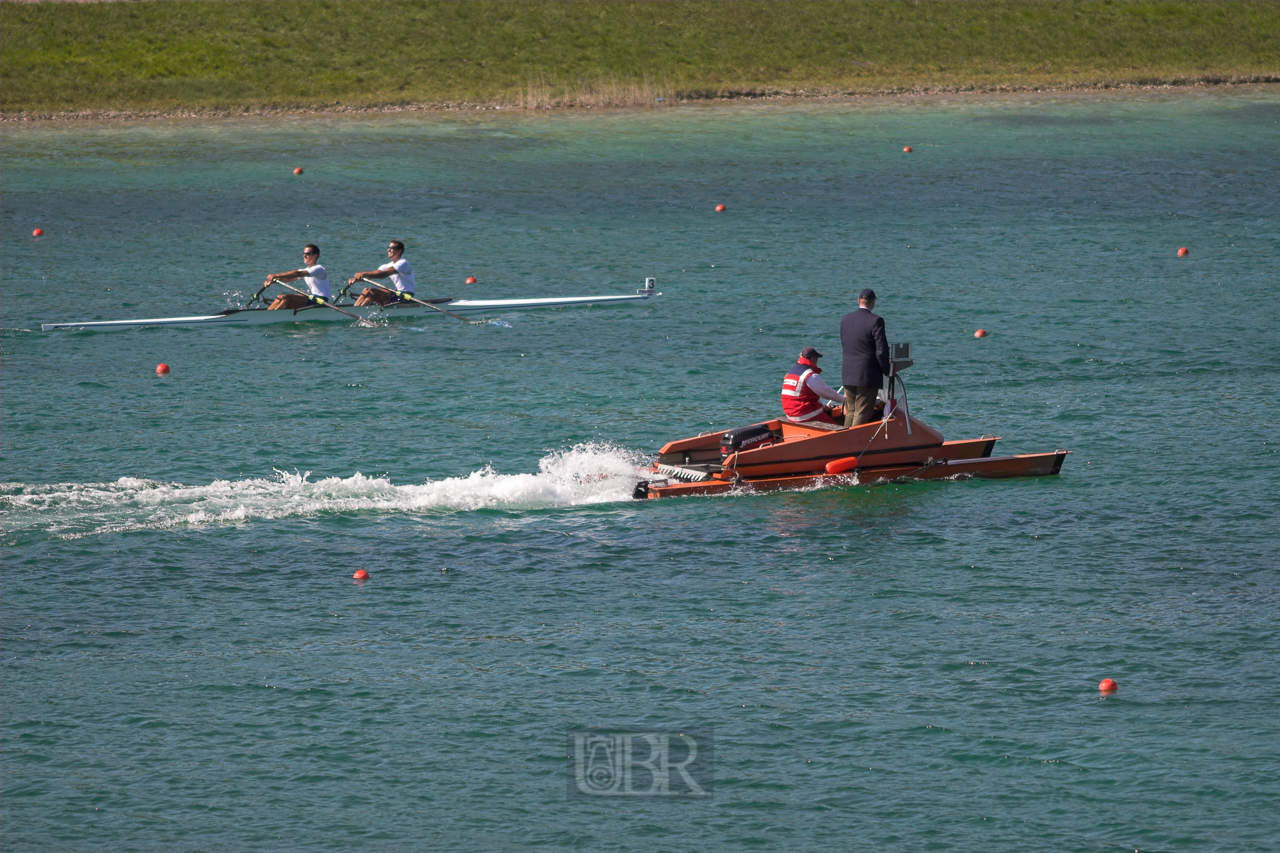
[840,288,891,427]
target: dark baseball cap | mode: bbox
[859,288,877,300]
[800,346,823,360]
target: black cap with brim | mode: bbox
[800,346,823,360]
[859,288,877,301]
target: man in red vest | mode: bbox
[781,346,846,426]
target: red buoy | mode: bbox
[714,204,726,212]
[353,569,370,580]
[293,167,304,175]
[156,363,171,375]
[825,456,859,475]
[903,146,913,153]
[1099,678,1118,693]
[974,329,987,338]
[465,276,477,284]
[1177,247,1189,257]
[32,228,44,237]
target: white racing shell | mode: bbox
[42,286,661,332]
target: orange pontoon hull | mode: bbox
[638,413,1067,499]
[637,450,1068,499]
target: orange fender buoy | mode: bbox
[293,167,304,175]
[353,569,370,580]
[155,363,171,375]
[714,204,726,212]
[33,228,45,237]
[1099,678,1118,693]
[1177,247,1189,257]
[825,456,859,475]
[465,276,477,284]
[974,329,987,338]
[903,146,913,153]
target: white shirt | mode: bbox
[806,372,844,403]
[302,264,331,299]
[378,258,415,294]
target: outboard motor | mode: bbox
[720,424,776,457]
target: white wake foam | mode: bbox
[0,443,647,540]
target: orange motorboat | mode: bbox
[633,343,1068,500]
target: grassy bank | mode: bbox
[3,0,1278,116]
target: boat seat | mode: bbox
[781,419,844,438]
[784,419,843,431]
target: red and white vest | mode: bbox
[781,357,825,421]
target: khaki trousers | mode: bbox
[844,385,879,427]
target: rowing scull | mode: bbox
[42,282,662,332]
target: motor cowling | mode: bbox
[720,424,776,457]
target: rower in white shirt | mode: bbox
[263,244,331,310]
[350,240,416,306]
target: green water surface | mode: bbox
[2,90,1278,851]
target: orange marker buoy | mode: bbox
[32,228,44,237]
[465,276,477,284]
[1099,678,1118,693]
[353,569,370,580]
[1177,247,1189,257]
[293,167,304,175]
[903,146,913,153]
[714,204,726,212]
[974,329,987,338]
[155,363,171,375]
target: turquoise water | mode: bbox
[3,90,1278,851]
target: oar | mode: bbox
[356,276,485,325]
[333,278,360,303]
[246,282,274,308]
[271,280,378,328]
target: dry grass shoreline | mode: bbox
[5,0,1277,122]
[5,78,1277,125]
